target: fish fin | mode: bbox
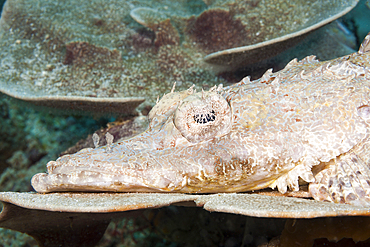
[309,141,370,206]
[270,163,314,194]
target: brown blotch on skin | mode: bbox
[350,156,359,163]
[319,186,328,196]
[328,178,333,188]
[331,192,336,199]
[186,9,247,54]
[214,157,253,176]
[339,196,345,203]
[63,41,121,66]
[346,193,358,202]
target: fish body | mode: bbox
[32,33,370,206]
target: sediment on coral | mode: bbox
[186,8,247,53]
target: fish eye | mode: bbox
[194,109,216,124]
[174,91,232,143]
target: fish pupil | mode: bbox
[194,110,216,124]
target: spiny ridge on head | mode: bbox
[359,32,370,54]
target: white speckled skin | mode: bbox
[32,33,370,205]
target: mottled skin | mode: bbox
[32,33,370,206]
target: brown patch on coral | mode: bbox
[154,19,179,47]
[63,41,122,66]
[186,9,247,54]
[131,28,155,51]
[121,18,179,52]
[248,0,261,8]
[150,19,180,47]
[92,18,105,27]
[130,8,179,48]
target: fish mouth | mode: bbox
[31,137,192,193]
[30,134,283,194]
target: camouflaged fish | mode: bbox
[32,33,370,206]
